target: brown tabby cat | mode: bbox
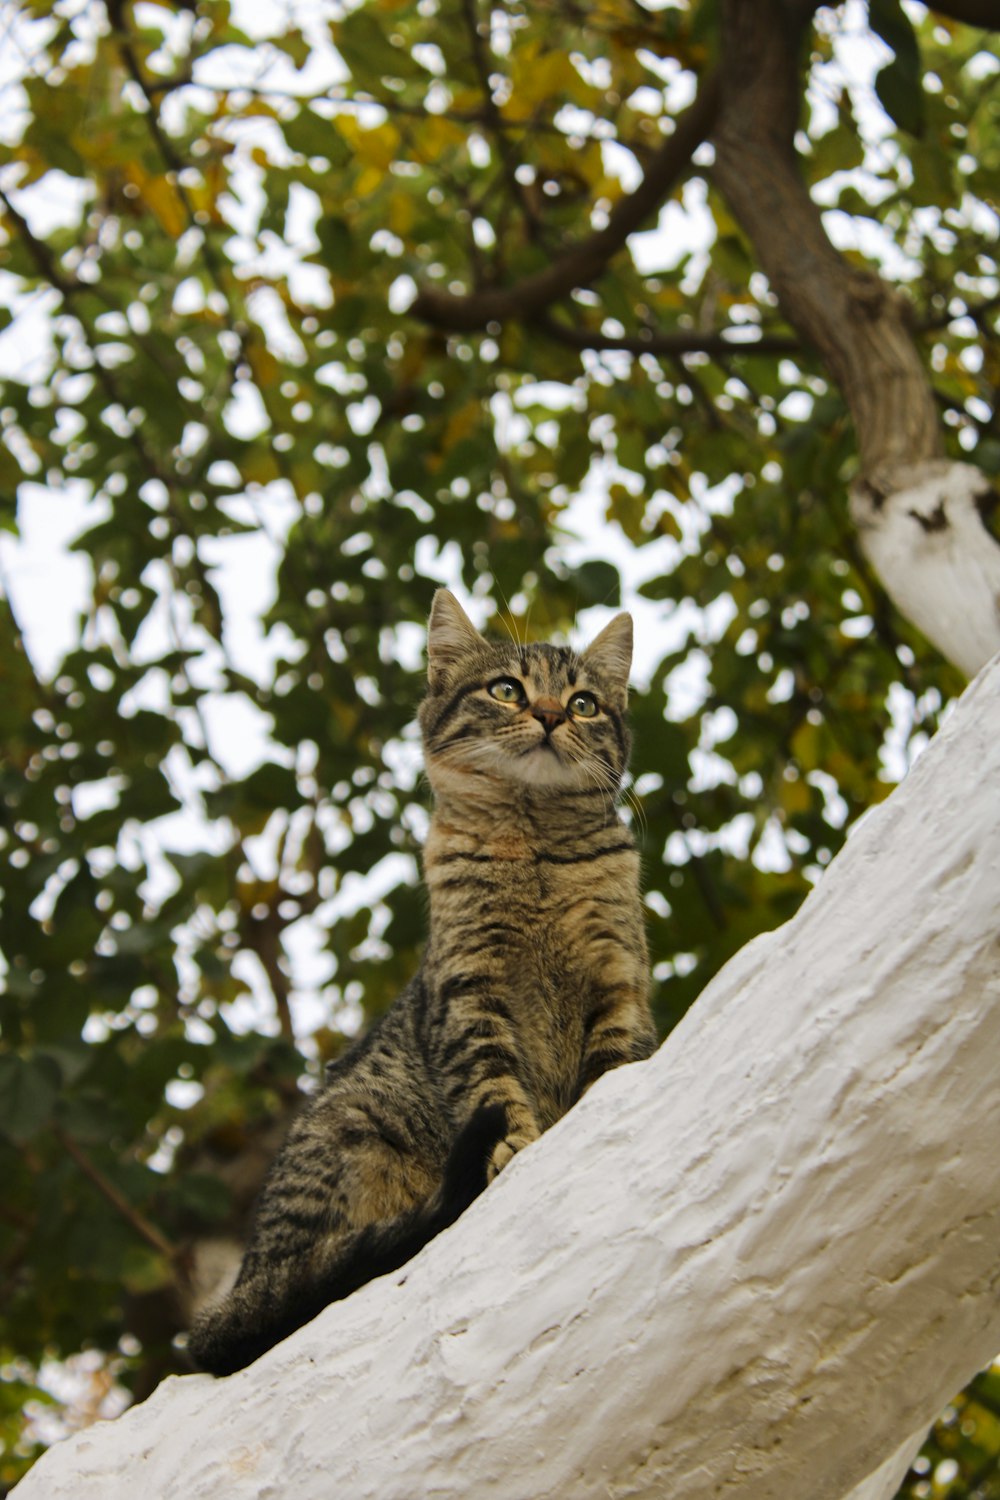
[187,589,655,1375]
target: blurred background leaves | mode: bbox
[0,0,996,1490]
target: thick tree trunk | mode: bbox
[712,0,1000,676]
[13,657,1000,1500]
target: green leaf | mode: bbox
[566,560,621,607]
[272,27,310,69]
[332,11,429,86]
[172,1172,232,1225]
[121,1246,174,1295]
[868,0,924,136]
[0,1054,60,1143]
[867,0,919,58]
[55,1090,117,1145]
[315,215,358,277]
[874,55,924,137]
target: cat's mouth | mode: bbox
[428,731,587,790]
[508,737,591,788]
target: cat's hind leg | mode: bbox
[187,1101,507,1375]
[187,1119,431,1377]
[303,1099,508,1295]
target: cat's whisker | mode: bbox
[612,774,647,837]
[570,745,647,834]
[430,742,501,773]
[491,577,522,652]
[615,772,647,837]
[562,745,617,819]
[563,737,646,834]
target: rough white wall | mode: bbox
[851,459,1000,677]
[15,658,1000,1500]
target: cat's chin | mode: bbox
[427,744,589,792]
[510,745,585,788]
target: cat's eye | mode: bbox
[568,691,599,718]
[488,677,525,704]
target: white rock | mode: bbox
[15,656,1000,1500]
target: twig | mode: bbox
[57,1129,180,1265]
[538,316,799,358]
[923,0,999,27]
[409,71,720,331]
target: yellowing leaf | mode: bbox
[246,342,279,392]
[355,166,386,198]
[335,116,401,173]
[410,115,465,164]
[780,776,811,816]
[790,720,821,772]
[442,398,481,452]
[290,458,325,500]
[504,45,599,120]
[388,190,416,238]
[123,163,187,237]
[242,449,281,486]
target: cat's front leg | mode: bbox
[575,985,657,1100]
[486,1118,539,1180]
[463,1063,541,1183]
[430,979,542,1181]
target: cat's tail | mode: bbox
[186,1102,507,1377]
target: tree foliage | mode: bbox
[0,0,996,1490]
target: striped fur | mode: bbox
[187,591,654,1375]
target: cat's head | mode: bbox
[419,590,633,793]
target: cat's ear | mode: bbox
[426,590,486,683]
[581,612,633,691]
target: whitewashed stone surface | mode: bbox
[851,459,1000,677]
[15,657,1000,1500]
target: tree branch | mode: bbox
[503,286,996,363]
[710,0,942,485]
[925,0,1000,28]
[242,907,296,1042]
[537,315,800,358]
[58,1129,180,1267]
[0,185,77,299]
[408,72,720,332]
[459,0,543,243]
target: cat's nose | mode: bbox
[531,697,566,735]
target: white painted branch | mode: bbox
[851,459,1000,677]
[843,1430,930,1500]
[15,659,1000,1500]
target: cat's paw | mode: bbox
[487,1131,536,1182]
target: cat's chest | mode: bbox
[425,821,642,987]
[538,852,643,963]
[469,844,641,973]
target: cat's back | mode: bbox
[291,980,448,1157]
